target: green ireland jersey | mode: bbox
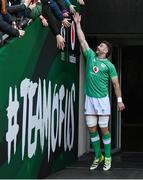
[83,48,118,98]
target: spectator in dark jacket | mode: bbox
[49,0,70,28]
[0,0,25,37]
[25,0,48,26]
[49,0,85,27]
[41,0,64,49]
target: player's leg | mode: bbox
[99,116,112,171]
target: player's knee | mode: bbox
[98,116,109,128]
[85,115,97,128]
[88,126,98,132]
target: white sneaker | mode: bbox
[90,155,104,170]
[103,157,112,171]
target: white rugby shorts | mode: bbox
[84,95,111,115]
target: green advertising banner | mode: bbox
[0,7,79,178]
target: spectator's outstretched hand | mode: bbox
[39,15,48,27]
[63,11,69,17]
[42,19,48,27]
[77,0,85,5]
[69,4,76,14]
[29,3,36,9]
[62,18,71,28]
[56,34,65,50]
[73,12,81,24]
[18,30,25,37]
[12,21,18,29]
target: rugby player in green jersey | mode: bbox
[73,13,125,171]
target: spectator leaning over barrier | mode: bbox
[49,0,71,28]
[24,0,48,27]
[6,0,31,14]
[49,0,85,24]
[0,0,25,37]
[41,0,65,50]
[65,0,85,14]
[6,0,32,29]
[41,0,85,50]
[56,0,70,17]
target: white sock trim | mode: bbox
[91,136,100,142]
[103,138,111,144]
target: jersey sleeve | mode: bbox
[108,63,118,79]
[83,48,96,61]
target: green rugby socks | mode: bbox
[90,131,101,159]
[102,132,111,158]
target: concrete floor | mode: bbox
[47,152,143,179]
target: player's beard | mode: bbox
[96,48,100,55]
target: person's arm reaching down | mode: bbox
[41,0,65,49]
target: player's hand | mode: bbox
[117,102,125,111]
[73,12,81,24]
